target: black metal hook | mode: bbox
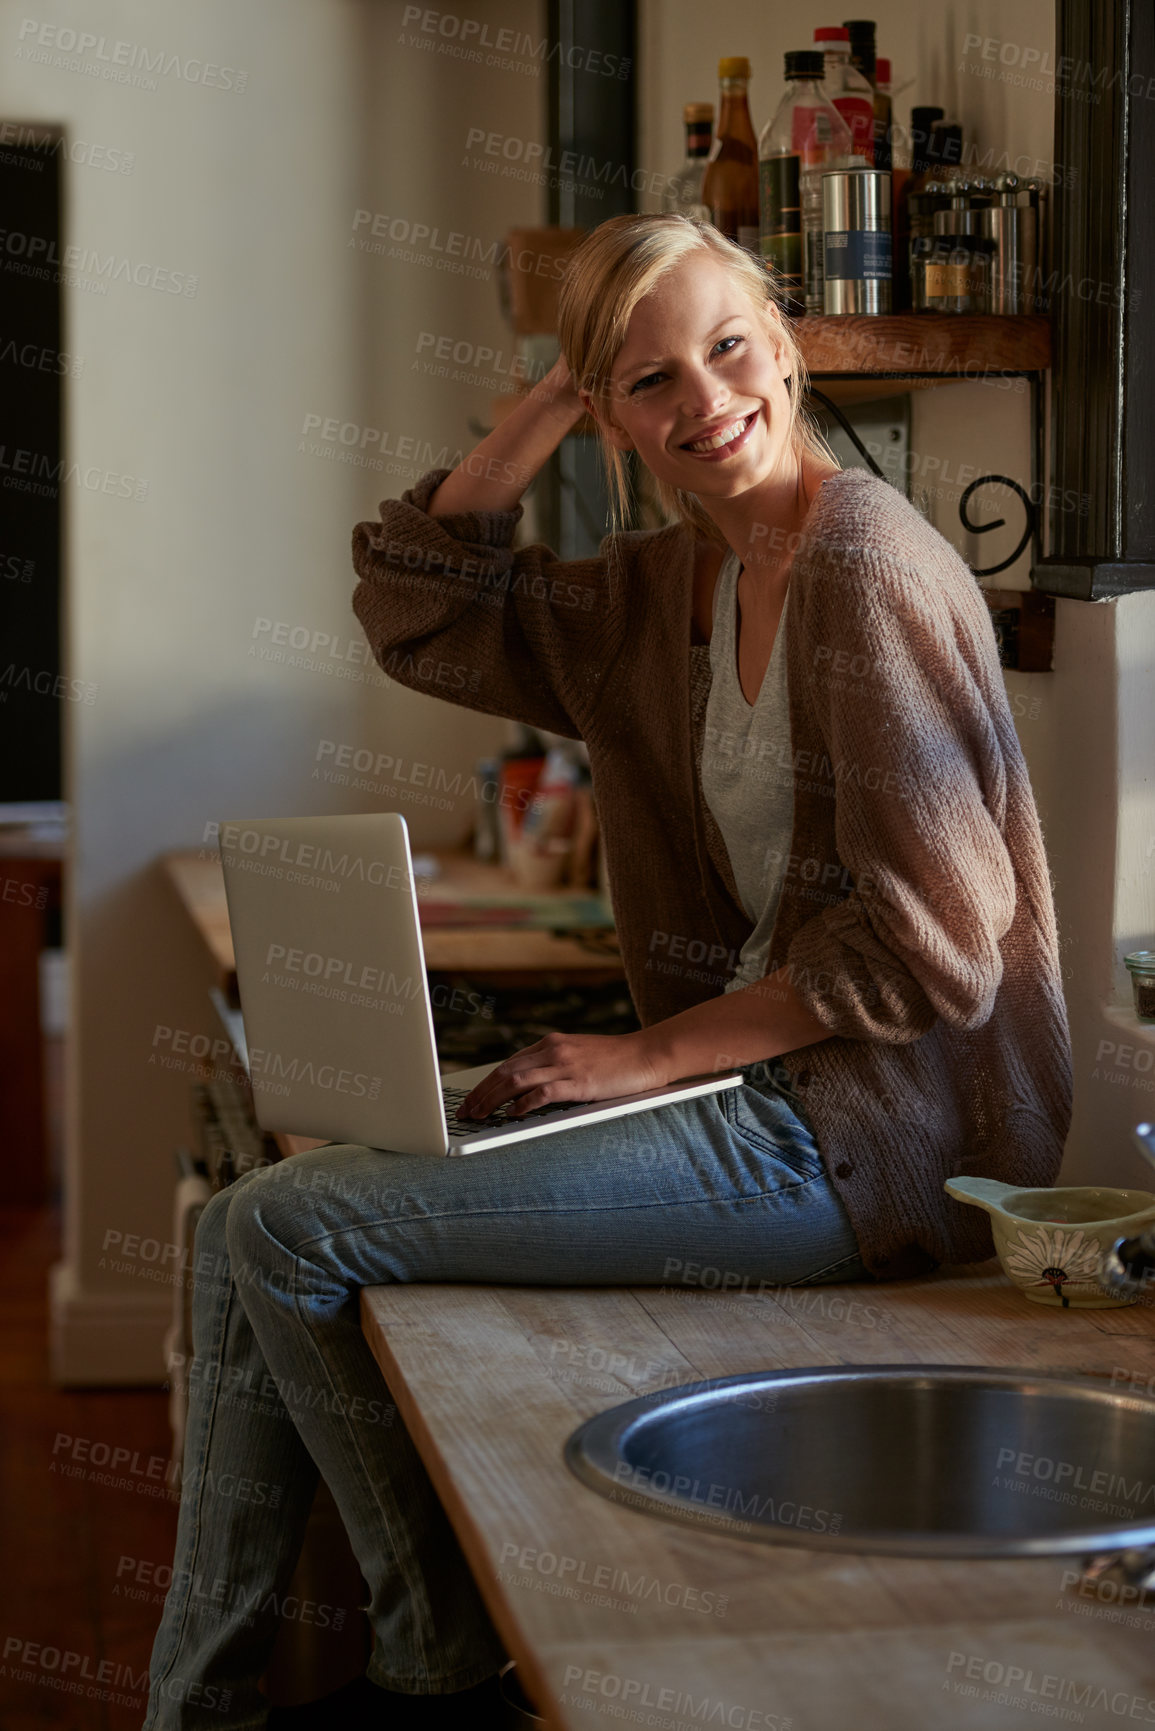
[804,394,1037,580]
[804,388,888,479]
[958,475,1037,577]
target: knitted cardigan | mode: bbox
[351,466,1073,1279]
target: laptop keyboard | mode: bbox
[441,1084,593,1134]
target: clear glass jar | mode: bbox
[1125,952,1155,1021]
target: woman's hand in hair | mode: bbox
[426,354,586,516]
[536,355,586,425]
[454,1028,668,1120]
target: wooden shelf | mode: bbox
[797,313,1051,385]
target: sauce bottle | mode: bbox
[702,57,760,256]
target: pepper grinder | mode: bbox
[978,172,1039,315]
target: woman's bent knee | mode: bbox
[220,1158,348,1284]
[190,1183,234,1277]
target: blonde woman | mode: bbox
[145,215,1071,1728]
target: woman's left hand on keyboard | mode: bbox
[456,1030,665,1120]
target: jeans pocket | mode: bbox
[726,1077,826,1182]
[740,1057,818,1128]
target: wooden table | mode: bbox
[162,847,623,998]
[362,1267,1155,1730]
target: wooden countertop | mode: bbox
[362,1265,1155,1730]
[162,847,622,993]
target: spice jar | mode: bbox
[911,234,994,313]
[1125,951,1155,1021]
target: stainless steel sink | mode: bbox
[564,1366,1155,1557]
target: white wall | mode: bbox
[637,0,1155,1187]
[0,0,545,1380]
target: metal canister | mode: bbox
[977,174,1039,314]
[822,168,892,314]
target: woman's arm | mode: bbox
[426,357,585,516]
[641,966,833,1077]
[350,359,622,738]
[456,969,830,1119]
[779,547,1018,1042]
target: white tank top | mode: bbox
[700,546,795,993]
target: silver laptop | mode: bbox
[216,812,743,1156]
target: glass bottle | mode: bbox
[701,57,760,256]
[814,26,875,162]
[843,18,878,83]
[796,63,854,314]
[663,102,714,219]
[930,122,966,196]
[758,51,847,315]
[894,104,943,309]
[872,53,892,172]
[908,105,945,178]
[842,22,892,175]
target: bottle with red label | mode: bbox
[814,26,875,163]
[701,56,761,256]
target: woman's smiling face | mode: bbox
[586,249,796,501]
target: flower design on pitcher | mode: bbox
[1003,1229,1103,1307]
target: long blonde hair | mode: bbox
[556,213,836,547]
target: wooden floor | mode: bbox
[0,1206,178,1730]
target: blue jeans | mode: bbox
[143,1062,866,1728]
